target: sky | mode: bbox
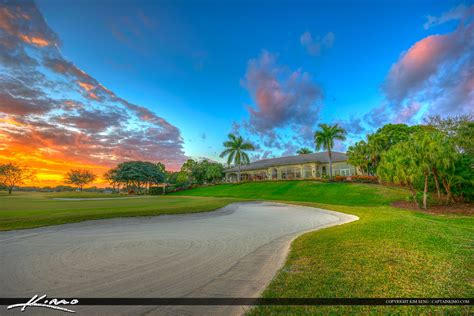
[0,0,473,186]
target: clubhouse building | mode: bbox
[224,151,357,182]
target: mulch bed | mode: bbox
[392,201,474,216]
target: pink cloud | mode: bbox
[362,5,474,126]
[241,51,323,146]
[395,102,423,124]
[383,31,466,103]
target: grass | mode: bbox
[1,182,472,313]
[172,181,473,314]
[172,181,407,206]
[0,191,239,231]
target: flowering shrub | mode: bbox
[350,175,378,183]
[333,176,347,182]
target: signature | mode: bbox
[7,294,78,313]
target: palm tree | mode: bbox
[296,147,313,155]
[314,123,347,179]
[220,133,255,182]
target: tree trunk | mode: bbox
[441,177,454,203]
[328,149,333,179]
[432,168,441,199]
[8,187,12,194]
[80,184,83,191]
[423,173,428,210]
[238,164,241,183]
[408,182,419,208]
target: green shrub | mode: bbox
[408,191,432,208]
[149,186,164,195]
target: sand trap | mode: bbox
[0,201,358,315]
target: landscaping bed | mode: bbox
[392,200,474,215]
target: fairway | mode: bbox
[173,181,474,314]
[0,192,239,231]
[172,181,407,206]
[1,182,472,313]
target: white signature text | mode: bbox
[7,294,78,313]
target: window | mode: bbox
[281,166,301,179]
[272,168,278,179]
[322,166,327,176]
[340,169,350,176]
[304,165,312,178]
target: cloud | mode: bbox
[394,102,423,124]
[281,142,299,157]
[382,31,467,103]
[424,4,474,29]
[300,31,335,56]
[0,0,186,178]
[241,51,323,148]
[362,103,391,128]
[361,4,474,127]
[336,116,367,135]
[230,121,241,135]
[55,109,126,132]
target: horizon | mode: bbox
[0,0,473,186]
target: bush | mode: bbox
[333,176,347,182]
[350,175,378,183]
[149,186,165,195]
[408,191,432,208]
[165,184,191,194]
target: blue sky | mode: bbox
[0,0,472,179]
[35,0,466,158]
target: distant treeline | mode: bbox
[10,186,114,193]
[103,159,225,194]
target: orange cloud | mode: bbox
[77,81,95,91]
[19,34,50,47]
[0,1,186,188]
[77,81,100,100]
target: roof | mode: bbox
[224,151,348,172]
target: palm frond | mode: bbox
[219,148,233,158]
[241,152,250,164]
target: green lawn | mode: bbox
[172,181,473,314]
[172,181,407,206]
[1,183,472,313]
[0,192,239,231]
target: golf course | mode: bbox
[1,181,472,314]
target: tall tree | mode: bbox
[366,124,416,172]
[103,169,119,192]
[205,162,224,184]
[347,140,371,175]
[296,147,313,155]
[65,169,97,191]
[220,133,255,182]
[379,129,459,209]
[0,163,35,194]
[106,161,166,194]
[425,114,474,155]
[378,142,420,206]
[314,123,346,179]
